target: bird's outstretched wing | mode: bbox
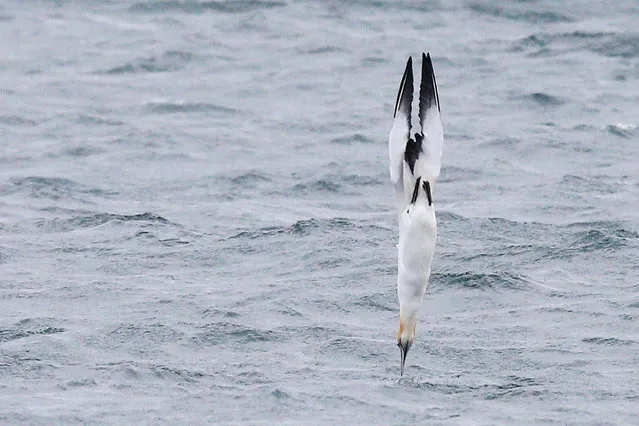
[388,57,413,195]
[415,52,443,181]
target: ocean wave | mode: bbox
[225,218,358,242]
[99,50,201,74]
[128,0,286,14]
[431,271,530,291]
[291,179,342,194]
[34,212,189,234]
[513,31,639,58]
[73,114,124,126]
[582,337,636,346]
[0,115,38,126]
[145,101,237,114]
[606,123,636,138]
[300,45,347,55]
[519,92,567,107]
[102,323,185,347]
[329,133,374,145]
[398,374,543,400]
[566,228,637,253]
[436,211,469,223]
[291,174,383,195]
[193,322,283,346]
[559,174,618,194]
[0,318,65,343]
[438,166,484,183]
[469,3,572,23]
[6,177,113,201]
[352,292,395,312]
[60,145,106,158]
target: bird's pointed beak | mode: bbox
[398,340,412,376]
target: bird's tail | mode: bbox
[402,162,434,208]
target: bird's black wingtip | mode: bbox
[422,52,432,68]
[393,56,414,119]
[419,51,440,115]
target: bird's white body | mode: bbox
[388,53,443,374]
[397,194,437,339]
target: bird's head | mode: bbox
[397,314,416,376]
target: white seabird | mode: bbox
[388,53,443,375]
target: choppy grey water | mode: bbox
[1,0,638,424]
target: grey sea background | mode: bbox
[1,0,638,424]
